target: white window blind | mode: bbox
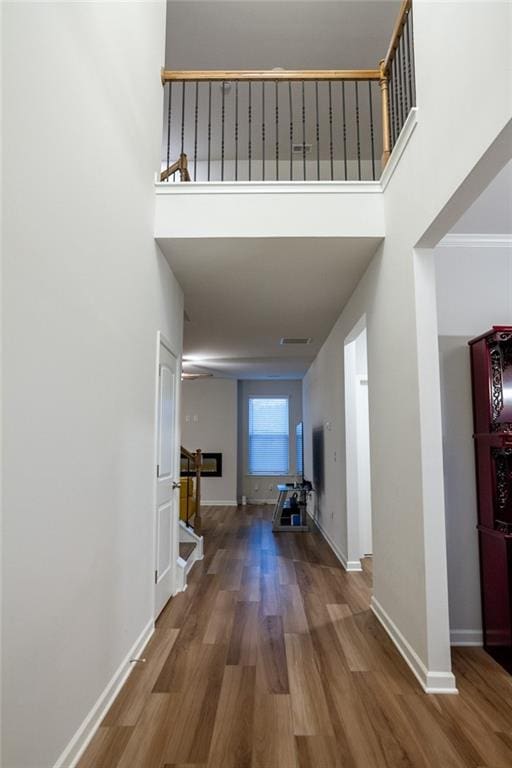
[248,397,289,475]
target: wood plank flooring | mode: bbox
[78,505,512,768]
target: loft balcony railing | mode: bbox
[160,0,415,183]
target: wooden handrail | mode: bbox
[161,69,381,83]
[181,445,195,461]
[382,0,412,75]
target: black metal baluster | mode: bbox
[302,80,306,181]
[328,80,334,181]
[355,80,361,180]
[397,40,405,130]
[235,81,239,182]
[248,82,252,181]
[315,80,320,180]
[408,9,416,106]
[288,82,293,181]
[275,81,279,181]
[368,80,376,181]
[207,81,212,181]
[193,81,198,181]
[388,65,396,149]
[400,34,409,117]
[392,57,399,145]
[394,59,400,145]
[262,81,265,181]
[221,80,225,181]
[405,11,412,112]
[166,82,172,182]
[341,81,348,180]
[181,81,186,157]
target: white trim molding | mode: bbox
[307,510,362,572]
[450,629,483,647]
[437,233,512,249]
[371,597,458,695]
[380,108,418,191]
[53,620,155,768]
[155,179,382,196]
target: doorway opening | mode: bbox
[344,315,372,570]
[433,159,512,659]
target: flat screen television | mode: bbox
[296,421,304,481]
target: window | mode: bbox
[248,397,289,475]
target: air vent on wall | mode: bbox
[280,337,312,345]
[292,143,312,154]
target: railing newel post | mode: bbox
[194,448,202,535]
[379,59,392,169]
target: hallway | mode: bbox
[79,507,512,768]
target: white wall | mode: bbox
[304,0,511,692]
[0,1,3,757]
[1,3,183,767]
[155,181,385,239]
[436,244,512,644]
[238,379,302,503]
[181,378,238,504]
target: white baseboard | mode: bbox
[247,498,275,505]
[201,500,238,506]
[450,629,483,646]
[371,596,458,694]
[307,510,362,572]
[53,619,155,768]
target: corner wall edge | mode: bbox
[371,596,458,695]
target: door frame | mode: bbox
[152,331,182,619]
[343,314,372,570]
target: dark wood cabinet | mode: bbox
[469,326,512,672]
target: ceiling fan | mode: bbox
[181,371,213,381]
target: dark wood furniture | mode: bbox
[469,326,512,672]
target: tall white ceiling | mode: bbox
[158,237,382,379]
[165,1,401,71]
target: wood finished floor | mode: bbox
[79,505,512,768]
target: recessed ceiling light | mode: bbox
[280,337,312,345]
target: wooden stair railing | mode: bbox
[180,445,203,534]
[160,1,415,180]
[160,152,191,182]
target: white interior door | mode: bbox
[155,343,179,617]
